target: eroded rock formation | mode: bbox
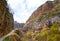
[24,0,60,31]
[0,0,14,37]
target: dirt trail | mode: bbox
[0,28,19,41]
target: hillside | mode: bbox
[24,0,60,31]
[0,0,14,37]
[26,1,54,22]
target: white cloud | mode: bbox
[7,0,47,23]
[13,10,31,23]
[26,0,43,8]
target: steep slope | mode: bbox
[26,1,54,22]
[24,0,60,31]
[0,0,14,37]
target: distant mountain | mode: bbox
[14,21,24,28]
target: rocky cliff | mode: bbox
[24,0,60,31]
[26,1,54,22]
[0,0,14,37]
[26,0,60,23]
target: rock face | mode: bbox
[27,1,54,22]
[0,0,14,37]
[26,0,60,23]
[24,0,60,31]
[54,0,60,4]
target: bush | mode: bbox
[34,24,60,41]
[3,37,11,41]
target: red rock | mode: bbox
[26,1,53,23]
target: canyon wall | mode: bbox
[24,0,60,31]
[0,0,14,37]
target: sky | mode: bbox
[7,0,49,23]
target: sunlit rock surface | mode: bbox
[24,0,60,31]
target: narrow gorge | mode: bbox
[0,0,60,41]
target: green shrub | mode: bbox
[3,37,11,41]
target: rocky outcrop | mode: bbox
[27,1,54,22]
[24,0,60,31]
[0,0,14,37]
[54,0,60,4]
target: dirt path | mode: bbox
[0,28,19,41]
